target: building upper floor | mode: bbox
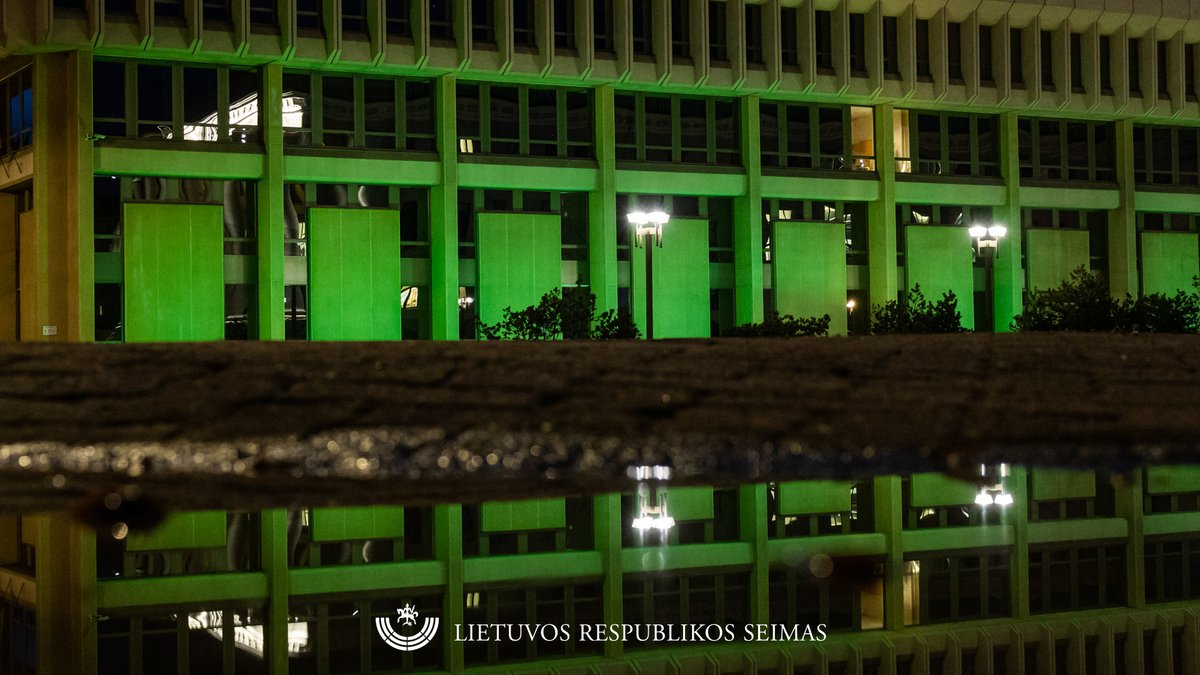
[7,0,1200,122]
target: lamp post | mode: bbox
[628,210,670,339]
[969,224,1008,332]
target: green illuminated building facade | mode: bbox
[2,0,1200,673]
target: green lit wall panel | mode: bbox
[481,499,566,532]
[1146,465,1200,494]
[1140,232,1200,296]
[1025,229,1091,291]
[910,473,978,507]
[127,511,226,552]
[778,480,853,515]
[308,208,402,341]
[122,203,224,342]
[904,226,974,329]
[311,506,404,542]
[1031,469,1095,501]
[652,217,711,338]
[666,486,714,521]
[772,221,848,334]
[476,212,562,328]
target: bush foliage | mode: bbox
[871,285,967,334]
[725,312,831,337]
[478,289,641,340]
[1013,267,1200,334]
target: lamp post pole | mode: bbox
[628,211,670,340]
[970,224,1008,332]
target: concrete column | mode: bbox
[1115,468,1146,609]
[994,112,1023,332]
[868,103,898,314]
[872,476,905,630]
[260,509,290,674]
[739,483,769,623]
[1007,465,1030,619]
[733,94,764,325]
[588,84,619,316]
[35,513,96,674]
[594,493,624,658]
[1109,118,1138,299]
[31,50,93,342]
[430,75,460,340]
[434,504,465,670]
[256,63,286,340]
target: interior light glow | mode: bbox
[994,493,1014,506]
[975,492,995,506]
[968,225,988,239]
[988,225,1008,239]
[627,211,649,226]
[631,515,676,531]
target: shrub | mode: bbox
[478,289,641,340]
[1013,267,1200,333]
[725,312,831,337]
[871,285,967,334]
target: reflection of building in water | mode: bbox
[4,0,1200,672]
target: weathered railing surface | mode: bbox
[1,333,1199,512]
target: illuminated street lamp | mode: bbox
[628,210,670,338]
[975,463,1014,507]
[970,224,1008,331]
[628,465,675,533]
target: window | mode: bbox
[553,0,575,51]
[769,561,882,632]
[1010,28,1024,86]
[905,551,1010,625]
[815,11,833,72]
[850,13,867,77]
[1129,38,1142,95]
[1070,32,1083,91]
[282,71,435,151]
[463,584,603,665]
[883,16,900,78]
[979,25,994,84]
[947,22,963,82]
[154,0,184,20]
[616,93,739,165]
[1017,118,1116,183]
[594,0,615,54]
[202,0,231,23]
[296,0,322,32]
[1100,35,1112,93]
[1,67,33,158]
[342,0,366,34]
[513,0,536,49]
[624,571,751,647]
[1030,544,1126,613]
[1040,29,1054,90]
[97,605,274,675]
[709,2,728,63]
[780,7,799,69]
[471,0,495,45]
[456,83,593,159]
[915,20,931,80]
[429,0,453,42]
[1132,124,1200,186]
[759,102,875,172]
[670,0,690,59]
[107,0,136,15]
[93,60,261,144]
[631,0,653,57]
[287,595,444,672]
[386,0,412,40]
[248,0,276,27]
[1145,537,1200,603]
[746,4,764,66]
[1158,40,1170,99]
[1187,44,1197,100]
[895,111,1001,178]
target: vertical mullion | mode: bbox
[635,94,646,161]
[354,75,366,148]
[172,63,185,141]
[557,89,568,158]
[481,84,492,154]
[396,78,407,150]
[125,61,138,138]
[518,86,530,155]
[217,67,230,141]
[311,72,325,146]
